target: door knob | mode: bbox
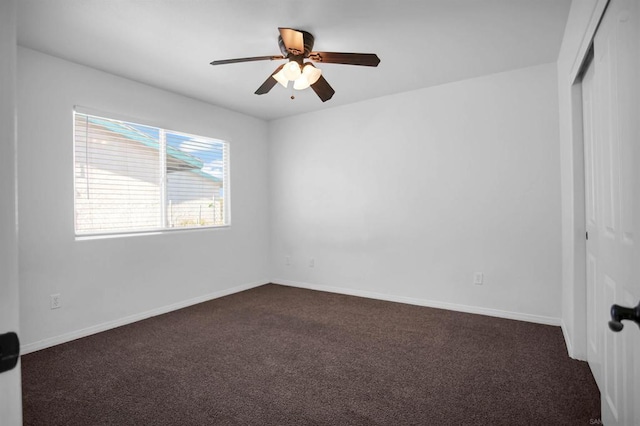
[0,332,20,374]
[608,302,640,332]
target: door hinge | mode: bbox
[586,231,589,240]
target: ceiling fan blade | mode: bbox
[210,55,285,66]
[278,28,305,56]
[309,52,380,67]
[255,64,285,95]
[311,76,335,102]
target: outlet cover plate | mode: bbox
[50,293,61,309]
[473,273,484,285]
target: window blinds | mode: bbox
[74,112,229,235]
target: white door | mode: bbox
[0,0,22,424]
[585,0,640,424]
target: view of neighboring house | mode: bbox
[74,114,225,234]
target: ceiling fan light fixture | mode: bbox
[293,63,322,91]
[293,76,311,90]
[273,69,289,88]
[302,63,322,85]
[282,61,302,81]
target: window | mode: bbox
[73,111,229,236]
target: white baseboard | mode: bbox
[561,320,575,358]
[22,279,563,355]
[561,320,587,361]
[21,280,268,355]
[273,279,561,326]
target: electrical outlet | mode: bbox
[285,256,291,266]
[309,258,315,268]
[50,293,61,309]
[473,272,484,285]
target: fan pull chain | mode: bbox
[290,84,295,100]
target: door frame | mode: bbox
[0,0,22,424]
[562,0,610,361]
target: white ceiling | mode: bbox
[17,0,571,121]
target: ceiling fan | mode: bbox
[210,28,381,102]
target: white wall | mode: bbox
[0,1,23,424]
[556,0,608,360]
[269,63,562,323]
[17,48,270,352]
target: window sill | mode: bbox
[75,225,230,241]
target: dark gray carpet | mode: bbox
[22,284,600,425]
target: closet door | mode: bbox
[588,0,640,424]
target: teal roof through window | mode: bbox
[87,116,221,183]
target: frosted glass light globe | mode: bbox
[282,62,302,81]
[293,63,322,90]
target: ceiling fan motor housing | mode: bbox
[278,30,315,58]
